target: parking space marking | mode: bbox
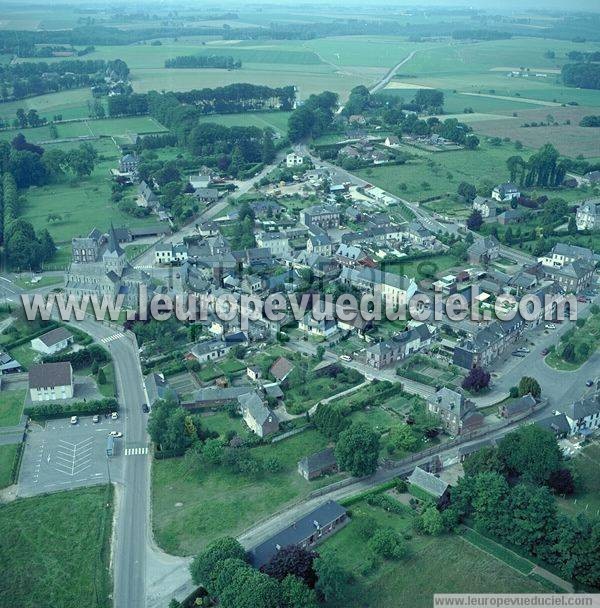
[52,437,95,477]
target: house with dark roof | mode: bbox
[239,391,279,437]
[408,466,449,500]
[576,199,600,231]
[31,327,74,355]
[145,372,178,406]
[467,236,500,265]
[29,362,73,402]
[298,448,337,480]
[472,196,497,220]
[534,413,571,438]
[248,501,348,568]
[0,351,22,374]
[542,258,595,294]
[538,243,598,269]
[427,387,484,436]
[137,181,159,208]
[192,187,219,203]
[365,324,434,369]
[559,392,600,436]
[498,394,536,419]
[491,182,520,202]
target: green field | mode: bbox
[0,88,96,123]
[20,138,163,258]
[0,485,113,608]
[0,389,25,427]
[196,111,291,135]
[152,428,342,555]
[319,499,548,607]
[0,443,19,488]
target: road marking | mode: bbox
[124,447,149,456]
[101,332,125,344]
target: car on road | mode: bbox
[141,403,149,413]
[70,415,78,425]
[339,355,352,362]
[92,415,100,423]
[111,412,118,420]
[545,323,556,329]
[586,379,594,387]
[109,431,123,438]
[517,347,530,353]
[511,351,525,357]
[541,348,549,356]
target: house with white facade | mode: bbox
[286,152,304,168]
[31,327,74,355]
[491,183,520,202]
[29,362,74,402]
[576,199,600,231]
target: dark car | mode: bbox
[141,403,150,413]
[511,351,525,357]
[586,380,594,387]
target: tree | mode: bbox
[498,425,562,485]
[312,404,349,440]
[280,575,319,608]
[471,472,512,537]
[548,468,575,495]
[261,129,275,164]
[314,555,346,603]
[189,536,247,589]
[419,505,444,535]
[457,181,477,202]
[462,366,490,393]
[518,376,541,398]
[466,209,483,231]
[462,446,505,477]
[97,367,106,385]
[335,422,379,477]
[388,423,420,452]
[367,527,408,559]
[262,545,318,587]
[315,345,325,362]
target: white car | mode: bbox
[111,412,119,420]
[70,415,78,425]
[109,431,123,438]
[340,355,352,362]
[545,323,556,329]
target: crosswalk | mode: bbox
[101,332,125,344]
[124,447,149,456]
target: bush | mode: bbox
[367,528,408,560]
[24,398,117,420]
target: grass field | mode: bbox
[152,428,341,555]
[319,499,548,607]
[384,253,461,281]
[0,389,25,427]
[0,443,19,488]
[0,88,96,123]
[196,111,291,135]
[0,485,113,608]
[21,138,163,257]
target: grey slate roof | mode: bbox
[298,448,336,474]
[408,466,449,498]
[239,391,278,426]
[29,362,72,389]
[534,413,571,436]
[249,500,347,567]
[561,393,600,421]
[36,327,73,347]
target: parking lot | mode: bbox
[18,415,126,497]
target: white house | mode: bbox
[491,183,520,202]
[31,327,74,355]
[29,362,74,402]
[286,153,304,168]
[188,174,212,190]
[256,232,290,257]
[154,243,188,265]
[560,392,600,436]
[576,199,600,231]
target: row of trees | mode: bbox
[287,91,338,142]
[562,62,600,90]
[446,425,600,588]
[506,144,567,188]
[164,55,241,69]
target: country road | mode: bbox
[369,50,417,94]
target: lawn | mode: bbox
[319,499,548,607]
[9,343,41,371]
[557,442,600,518]
[0,485,113,608]
[196,111,291,136]
[0,389,26,427]
[0,443,19,488]
[152,428,341,555]
[0,88,95,123]
[21,138,162,259]
[384,253,461,281]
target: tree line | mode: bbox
[562,62,600,90]
[506,143,567,188]
[0,58,129,102]
[164,55,241,70]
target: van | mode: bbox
[106,435,115,457]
